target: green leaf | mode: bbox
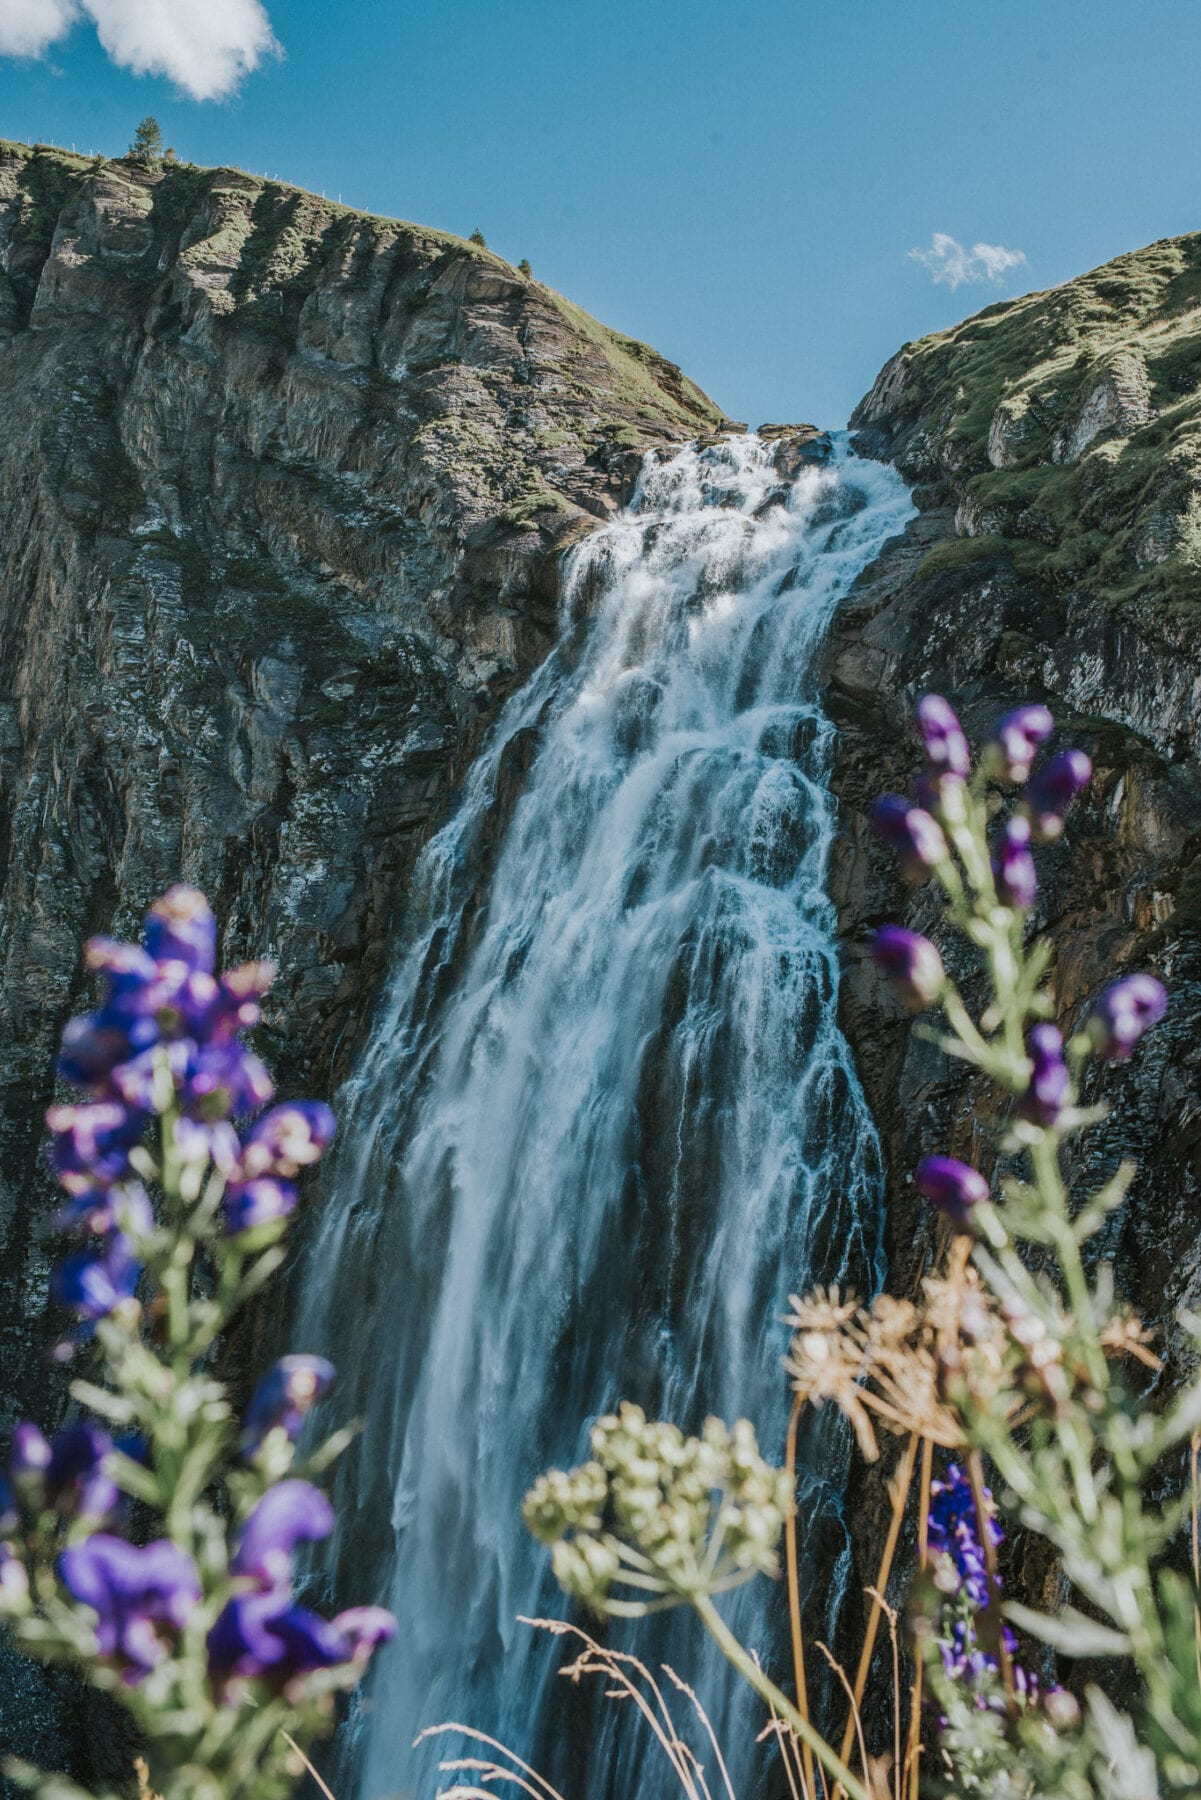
[68,1380,137,1425]
[1004,1600,1130,1658]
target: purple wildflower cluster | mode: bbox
[869,696,1168,1237]
[208,1479,394,1692]
[48,886,334,1318]
[0,886,394,1709]
[929,1464,1041,1707]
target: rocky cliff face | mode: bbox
[0,137,729,1780]
[825,233,1201,1673]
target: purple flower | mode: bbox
[1024,749,1092,842]
[54,1183,154,1244]
[58,1009,159,1093]
[929,1463,1001,1611]
[243,1356,336,1452]
[207,1591,346,1683]
[993,813,1037,910]
[46,1102,147,1197]
[45,1422,119,1520]
[332,1605,397,1663]
[182,1043,275,1121]
[222,1178,298,1237]
[1018,1024,1071,1128]
[916,1156,990,1232]
[915,695,971,780]
[871,926,945,1010]
[10,1423,52,1503]
[1088,974,1167,1062]
[871,795,949,880]
[207,961,277,1045]
[143,886,217,974]
[53,1240,141,1322]
[207,1593,396,1687]
[988,706,1055,784]
[233,1480,335,1590]
[238,1103,337,1180]
[60,1534,199,1682]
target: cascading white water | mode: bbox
[296,434,915,1796]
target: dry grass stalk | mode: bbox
[784,1390,816,1800]
[836,1433,918,1775]
[280,1731,338,1800]
[412,1722,567,1800]
[906,1435,933,1800]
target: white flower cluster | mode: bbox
[523,1402,791,1614]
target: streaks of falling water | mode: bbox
[295,434,915,1797]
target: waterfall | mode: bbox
[296,434,915,1797]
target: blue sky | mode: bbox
[2,0,1200,426]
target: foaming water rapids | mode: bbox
[296,434,915,1796]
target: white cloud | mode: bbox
[0,0,79,58]
[909,232,1027,291]
[0,0,279,99]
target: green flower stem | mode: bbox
[691,1591,870,1800]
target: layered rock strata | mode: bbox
[0,137,728,1781]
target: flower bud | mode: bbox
[222,1177,298,1236]
[915,1156,989,1232]
[1087,974,1167,1062]
[871,795,949,881]
[143,886,217,974]
[1017,1023,1070,1127]
[243,1355,337,1451]
[993,813,1037,910]
[987,705,1054,783]
[9,1423,51,1507]
[1024,748,1092,842]
[915,695,971,780]
[871,926,945,1010]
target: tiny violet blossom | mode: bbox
[244,1356,337,1452]
[1088,974,1168,1062]
[142,885,218,972]
[988,705,1055,783]
[46,1101,147,1196]
[1017,1023,1071,1129]
[232,1480,336,1590]
[1024,748,1093,842]
[44,1422,119,1521]
[871,794,950,880]
[238,1102,337,1180]
[223,1177,298,1237]
[10,1422,52,1497]
[915,1156,990,1233]
[916,694,972,780]
[52,1240,142,1324]
[60,1535,200,1682]
[993,813,1038,910]
[871,926,945,1010]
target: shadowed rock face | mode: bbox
[824,237,1201,1709]
[0,138,728,1781]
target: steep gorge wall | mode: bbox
[0,138,728,1780]
[826,233,1201,1665]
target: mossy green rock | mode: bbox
[852,232,1201,610]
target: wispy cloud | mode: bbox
[909,232,1027,291]
[0,0,279,101]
